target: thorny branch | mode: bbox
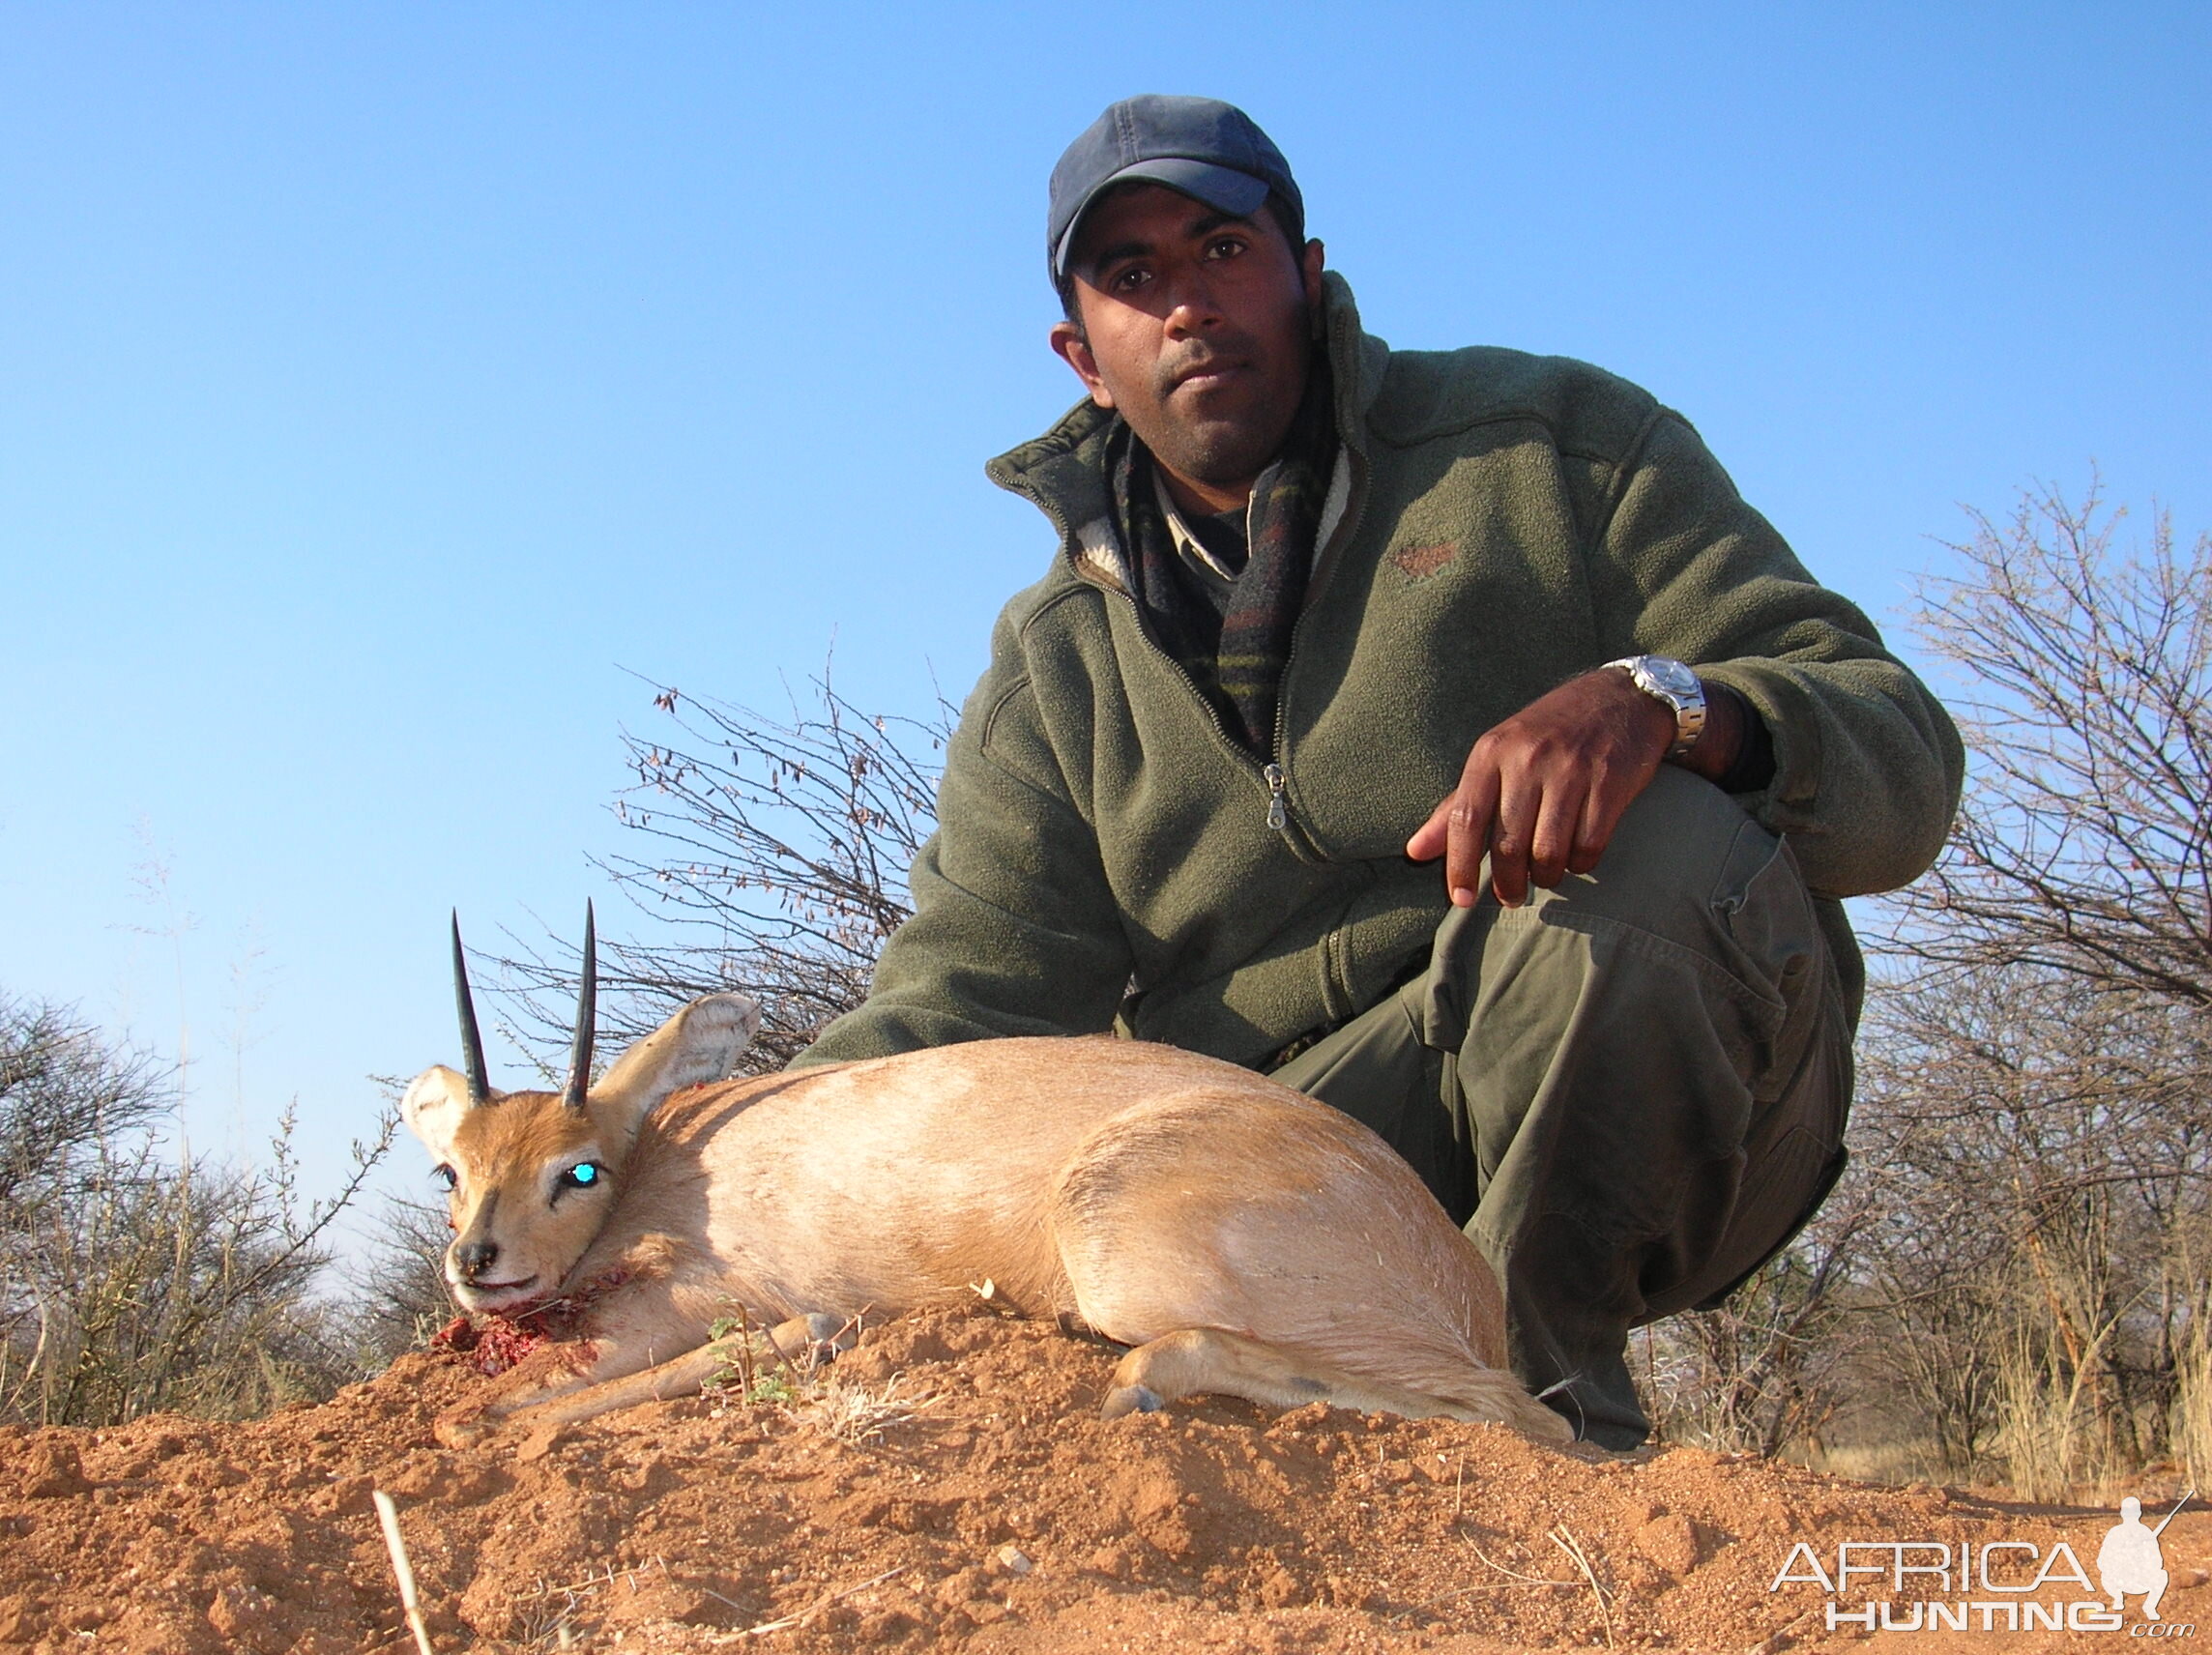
[488,668,951,1073]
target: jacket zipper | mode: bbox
[1104,577,1305,840]
[1040,450,1369,851]
[1263,445,1370,829]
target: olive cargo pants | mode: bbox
[1270,768,1850,1448]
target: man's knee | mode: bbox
[1419,768,1830,1089]
[1511,767,1825,1006]
[1543,769,1770,925]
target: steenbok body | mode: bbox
[402,920,1569,1447]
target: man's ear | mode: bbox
[589,993,761,1141]
[1301,238,1327,334]
[1050,316,1116,410]
[400,1065,475,1165]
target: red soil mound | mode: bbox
[0,1305,2200,1651]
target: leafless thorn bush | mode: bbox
[0,997,168,1201]
[1853,482,2212,1487]
[1647,482,2212,1485]
[347,1190,462,1364]
[1640,1176,1883,1459]
[488,667,950,1073]
[1883,476,2212,1004]
[1842,967,2208,1485]
[0,996,395,1425]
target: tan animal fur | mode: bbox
[399,993,1572,1446]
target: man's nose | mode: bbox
[1161,274,1225,335]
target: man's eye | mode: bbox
[1110,267,1150,292]
[1206,237,1245,260]
[432,1165,457,1192]
[560,1162,603,1190]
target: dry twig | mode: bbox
[1549,1524,1615,1647]
[1459,1538,1578,1587]
[738,1565,907,1637]
[371,1490,436,1655]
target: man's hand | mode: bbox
[1406,669,1747,908]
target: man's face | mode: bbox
[1051,183,1324,507]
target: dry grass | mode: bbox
[0,1001,397,1426]
[783,1372,939,1445]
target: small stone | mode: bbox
[934,1566,988,1607]
[994,1544,1033,1575]
[1634,1513,1703,1575]
[206,1586,263,1640]
[18,1441,87,1500]
[203,1583,298,1654]
[0,1594,42,1644]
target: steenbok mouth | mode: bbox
[455,1275,540,1309]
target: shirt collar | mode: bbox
[1151,468,1245,584]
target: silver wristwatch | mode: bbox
[1603,654,1707,758]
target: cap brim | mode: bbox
[1053,160,1273,280]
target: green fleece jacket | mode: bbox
[795,273,1964,1071]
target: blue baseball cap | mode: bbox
[1048,95,1303,285]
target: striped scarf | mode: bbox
[1106,363,1337,756]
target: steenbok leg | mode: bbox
[437,1312,846,1446]
[1101,1325,1567,1437]
[1054,1088,1568,1440]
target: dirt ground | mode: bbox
[0,1305,2201,1653]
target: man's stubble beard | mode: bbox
[1137,345,1310,495]
[1146,417,1291,495]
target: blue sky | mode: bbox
[2,4,2206,1235]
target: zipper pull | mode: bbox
[1263,764,1289,831]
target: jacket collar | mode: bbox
[983,271,1386,592]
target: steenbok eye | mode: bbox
[560,1162,602,1190]
[432,1165,457,1192]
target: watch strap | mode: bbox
[1602,655,1707,758]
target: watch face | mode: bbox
[1644,657,1702,700]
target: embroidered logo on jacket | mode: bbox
[1389,541,1459,581]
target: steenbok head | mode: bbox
[400,906,759,1314]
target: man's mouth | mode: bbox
[1169,358,1247,393]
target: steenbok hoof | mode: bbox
[1100,1383,1164,1420]
[768,1312,857,1371]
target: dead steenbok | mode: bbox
[402,910,1570,1446]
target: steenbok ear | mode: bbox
[400,1064,477,1164]
[589,994,761,1139]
